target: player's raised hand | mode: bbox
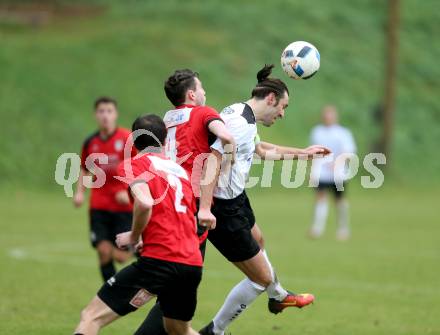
[73,191,84,208]
[198,208,217,230]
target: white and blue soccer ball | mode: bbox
[281,41,320,80]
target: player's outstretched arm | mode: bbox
[208,120,236,163]
[255,141,331,161]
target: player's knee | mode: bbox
[113,250,131,264]
[79,308,90,323]
[163,320,188,335]
[79,307,104,329]
[96,242,113,263]
[98,252,112,264]
[336,197,347,205]
[316,191,327,201]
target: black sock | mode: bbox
[100,261,116,281]
[134,301,167,335]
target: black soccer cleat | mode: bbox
[199,321,215,335]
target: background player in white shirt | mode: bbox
[309,105,357,240]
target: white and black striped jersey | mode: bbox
[211,102,260,200]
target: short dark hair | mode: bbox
[164,69,199,107]
[94,96,118,110]
[251,64,289,105]
[131,114,167,151]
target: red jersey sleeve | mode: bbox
[199,106,223,130]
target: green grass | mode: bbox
[1,186,438,334]
[0,0,440,188]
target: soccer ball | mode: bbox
[281,41,320,80]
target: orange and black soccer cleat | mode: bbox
[268,292,315,314]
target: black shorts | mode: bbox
[98,257,202,321]
[89,209,132,247]
[316,181,346,199]
[208,192,260,263]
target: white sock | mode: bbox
[311,198,329,236]
[336,200,350,234]
[262,250,288,301]
[212,278,265,334]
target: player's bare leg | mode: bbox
[112,247,132,263]
[96,241,113,263]
[96,241,116,281]
[251,223,264,249]
[310,190,328,239]
[335,197,350,241]
[74,295,119,335]
[234,251,272,287]
[163,317,199,335]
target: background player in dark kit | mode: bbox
[73,97,136,281]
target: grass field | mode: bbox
[1,185,438,335]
